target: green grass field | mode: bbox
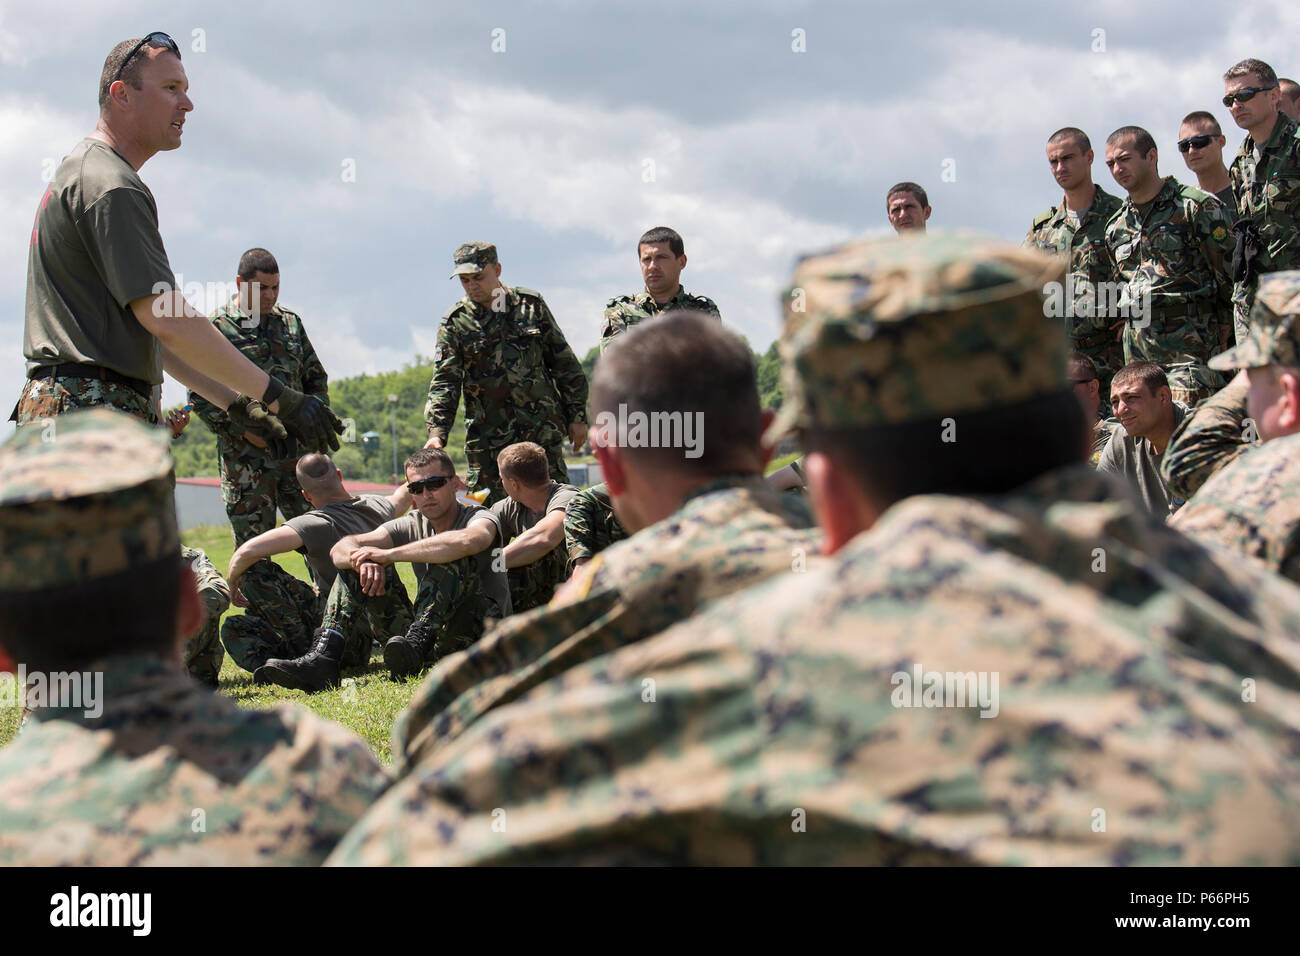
[1,459,805,759]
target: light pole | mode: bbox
[387,393,399,484]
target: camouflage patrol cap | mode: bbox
[765,232,1067,441]
[1209,271,1300,371]
[0,408,179,593]
[450,241,499,278]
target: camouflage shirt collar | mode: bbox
[677,472,775,509]
[218,297,285,324]
[1120,176,1180,217]
[1234,111,1298,163]
[29,652,191,725]
[1054,184,1114,227]
[639,285,689,310]
[465,285,517,317]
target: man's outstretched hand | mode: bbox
[227,396,296,459]
[273,383,344,453]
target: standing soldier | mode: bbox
[13,35,338,455]
[1177,112,1236,212]
[1025,127,1125,395]
[1224,58,1300,343]
[190,249,332,562]
[424,242,589,505]
[600,226,721,351]
[1104,125,1235,405]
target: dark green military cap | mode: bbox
[450,241,499,278]
[765,232,1068,442]
[1210,271,1300,371]
[0,408,178,593]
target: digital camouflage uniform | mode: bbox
[563,481,627,570]
[180,545,230,686]
[190,299,330,549]
[328,234,1300,866]
[1228,111,1300,341]
[1024,184,1126,390]
[600,286,721,352]
[1167,272,1300,583]
[1161,375,1256,501]
[426,249,588,504]
[1105,176,1236,404]
[0,409,389,865]
[387,476,817,774]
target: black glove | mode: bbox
[1230,218,1262,285]
[227,395,296,459]
[263,378,343,452]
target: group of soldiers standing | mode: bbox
[0,35,1298,866]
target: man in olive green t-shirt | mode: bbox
[12,34,339,455]
[491,442,580,612]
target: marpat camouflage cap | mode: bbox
[0,408,178,593]
[765,232,1068,441]
[1209,271,1300,371]
[449,241,499,278]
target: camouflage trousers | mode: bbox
[219,447,313,549]
[508,547,568,614]
[9,375,159,427]
[222,561,379,672]
[1164,364,1222,407]
[181,546,231,686]
[322,559,496,670]
[466,438,568,506]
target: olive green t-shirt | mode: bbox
[24,138,175,383]
[491,482,580,540]
[381,502,512,616]
[285,494,398,589]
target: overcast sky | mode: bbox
[2,0,1298,423]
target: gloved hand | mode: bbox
[263,378,344,452]
[227,395,296,460]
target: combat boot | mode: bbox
[254,627,345,693]
[383,621,436,679]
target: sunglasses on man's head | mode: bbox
[407,475,454,494]
[1222,85,1277,108]
[113,32,180,83]
[1178,134,1215,152]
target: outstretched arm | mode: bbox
[227,526,305,606]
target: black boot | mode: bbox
[383,621,436,679]
[254,627,345,693]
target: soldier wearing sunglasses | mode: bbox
[1225,58,1300,344]
[12,35,342,458]
[1177,112,1235,213]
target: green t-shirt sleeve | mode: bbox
[547,484,580,515]
[78,187,175,308]
[380,513,418,548]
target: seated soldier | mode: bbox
[1097,361,1188,516]
[0,409,388,865]
[1164,271,1300,582]
[564,481,627,573]
[329,234,1300,867]
[223,453,410,673]
[492,442,579,612]
[1068,352,1119,467]
[254,448,510,691]
[384,310,817,772]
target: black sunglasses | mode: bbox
[112,32,180,84]
[407,474,454,494]
[1178,134,1215,152]
[1222,85,1276,108]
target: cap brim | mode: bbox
[450,264,485,278]
[1208,340,1266,372]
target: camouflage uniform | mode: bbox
[600,286,721,352]
[328,234,1300,866]
[389,476,817,774]
[1228,111,1300,341]
[1160,375,1256,501]
[220,561,326,673]
[1167,271,1300,583]
[426,244,588,503]
[1024,184,1126,388]
[1105,176,1236,404]
[563,481,627,570]
[180,545,230,686]
[12,376,158,427]
[190,299,329,548]
[0,409,389,865]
